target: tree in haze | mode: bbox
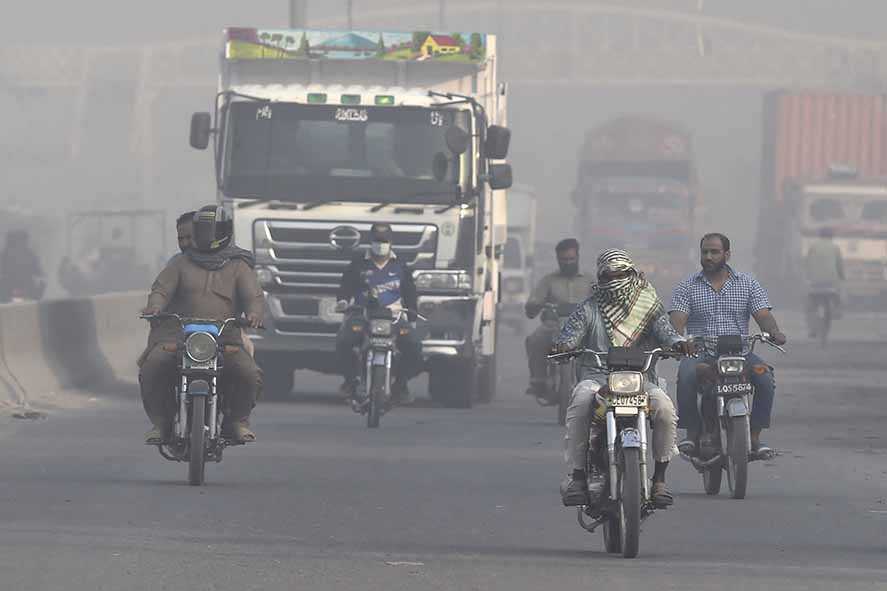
[469,33,483,59]
[451,33,466,48]
[376,33,386,57]
[285,35,296,50]
[412,31,431,52]
[296,32,310,56]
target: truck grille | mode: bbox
[256,220,438,295]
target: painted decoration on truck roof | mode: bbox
[224,28,487,63]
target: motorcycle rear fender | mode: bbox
[187,379,211,396]
[725,397,748,417]
[620,427,642,449]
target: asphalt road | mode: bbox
[0,317,885,590]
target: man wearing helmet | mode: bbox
[139,205,264,444]
[334,223,422,404]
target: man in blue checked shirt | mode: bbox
[669,233,787,459]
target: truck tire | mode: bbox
[429,357,477,409]
[476,354,497,404]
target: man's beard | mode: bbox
[702,260,726,273]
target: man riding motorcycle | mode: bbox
[335,223,422,404]
[553,249,691,508]
[804,226,844,337]
[524,238,587,398]
[670,233,787,459]
[139,205,263,444]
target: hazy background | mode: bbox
[2,0,887,293]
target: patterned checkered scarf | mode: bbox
[592,249,663,347]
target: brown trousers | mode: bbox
[138,344,259,425]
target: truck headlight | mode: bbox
[255,266,274,287]
[414,270,472,292]
[718,357,745,375]
[370,318,393,337]
[608,372,643,394]
[185,332,218,363]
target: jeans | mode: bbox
[525,323,559,383]
[676,353,775,433]
[564,378,678,471]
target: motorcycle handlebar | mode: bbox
[140,313,265,331]
[547,347,685,373]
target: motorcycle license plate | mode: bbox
[717,383,752,395]
[610,394,648,408]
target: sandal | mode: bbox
[651,482,674,508]
[751,442,773,460]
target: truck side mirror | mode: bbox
[485,125,511,159]
[190,112,212,150]
[445,127,469,155]
[488,163,513,190]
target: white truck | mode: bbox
[498,184,536,334]
[189,28,512,407]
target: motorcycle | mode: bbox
[141,312,259,486]
[537,302,578,425]
[548,346,682,558]
[680,333,786,499]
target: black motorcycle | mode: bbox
[549,346,682,558]
[537,302,578,425]
[141,313,259,485]
[680,333,785,499]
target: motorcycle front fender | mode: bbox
[371,349,389,366]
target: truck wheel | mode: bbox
[476,354,497,404]
[258,358,294,400]
[429,358,477,409]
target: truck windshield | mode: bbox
[221,101,470,203]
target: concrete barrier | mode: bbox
[0,291,148,407]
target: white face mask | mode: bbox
[370,241,391,257]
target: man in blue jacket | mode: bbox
[335,223,422,404]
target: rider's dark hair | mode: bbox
[556,238,579,254]
[700,233,730,252]
[176,211,197,227]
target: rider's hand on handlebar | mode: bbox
[141,305,161,317]
[245,313,262,329]
[674,340,696,357]
[770,332,787,346]
[549,341,571,356]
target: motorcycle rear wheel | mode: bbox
[619,448,642,558]
[188,399,207,486]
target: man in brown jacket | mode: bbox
[140,205,264,444]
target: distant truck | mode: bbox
[498,184,536,333]
[189,28,513,407]
[756,91,887,306]
[571,117,699,294]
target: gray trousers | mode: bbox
[564,378,678,472]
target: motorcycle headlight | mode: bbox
[608,372,643,394]
[370,318,393,337]
[185,332,218,363]
[414,270,472,292]
[718,357,746,375]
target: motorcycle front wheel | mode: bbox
[726,415,749,499]
[367,365,386,429]
[188,399,207,486]
[618,448,642,558]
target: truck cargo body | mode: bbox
[499,184,536,333]
[190,28,511,405]
[757,91,887,304]
[572,117,698,294]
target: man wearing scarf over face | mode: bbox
[552,249,692,508]
[139,205,264,444]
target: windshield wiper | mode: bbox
[237,199,331,211]
[300,201,334,211]
[369,202,391,213]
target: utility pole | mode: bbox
[289,0,306,28]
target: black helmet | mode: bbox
[370,223,393,243]
[193,205,232,252]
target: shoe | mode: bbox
[144,426,164,445]
[751,441,773,460]
[392,380,414,405]
[651,481,674,508]
[525,380,546,397]
[587,465,606,503]
[339,379,358,399]
[677,438,697,456]
[233,419,256,443]
[560,476,589,507]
